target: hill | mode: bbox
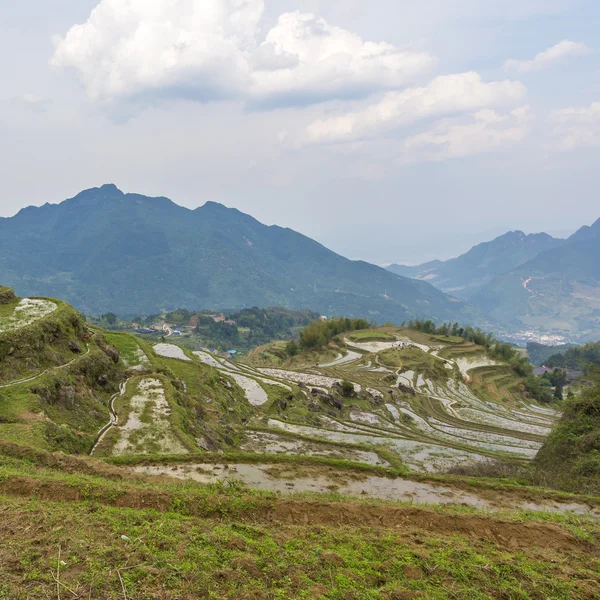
[0,287,124,452]
[387,230,563,299]
[471,222,600,341]
[0,184,475,324]
[388,219,600,341]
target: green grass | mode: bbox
[0,299,19,321]
[2,494,598,600]
[349,331,394,342]
[103,331,148,367]
[378,346,447,381]
[430,335,464,344]
[0,444,599,599]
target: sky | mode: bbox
[1,1,599,265]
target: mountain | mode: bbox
[0,184,475,323]
[471,221,600,341]
[387,231,564,299]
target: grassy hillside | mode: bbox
[1,440,600,599]
[536,378,600,494]
[0,288,125,452]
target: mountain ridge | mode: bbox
[0,185,475,323]
[388,218,600,341]
[387,229,565,298]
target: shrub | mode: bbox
[341,380,354,398]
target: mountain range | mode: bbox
[388,219,600,342]
[0,184,474,323]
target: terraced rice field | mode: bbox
[0,298,57,332]
[131,462,600,518]
[101,329,564,503]
[110,378,188,456]
[224,330,559,473]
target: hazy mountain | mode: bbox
[471,220,600,341]
[0,184,475,323]
[387,231,564,299]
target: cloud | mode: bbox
[51,0,262,104]
[400,106,530,163]
[550,102,600,150]
[504,40,593,73]
[304,72,526,143]
[52,1,434,109]
[250,12,435,107]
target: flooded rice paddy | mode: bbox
[131,462,600,519]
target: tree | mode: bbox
[286,340,299,356]
[554,385,564,401]
[101,312,118,326]
[341,380,354,398]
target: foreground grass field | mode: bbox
[1,444,599,599]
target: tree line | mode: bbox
[405,319,559,403]
[286,317,370,355]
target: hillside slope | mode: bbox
[2,291,600,597]
[387,231,563,299]
[0,185,475,324]
[471,221,600,341]
[536,377,600,494]
[0,287,124,452]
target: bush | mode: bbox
[0,286,17,305]
[341,380,354,398]
[285,340,299,356]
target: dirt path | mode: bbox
[0,344,91,390]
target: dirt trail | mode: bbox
[0,344,91,389]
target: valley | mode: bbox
[2,287,600,598]
[3,2,600,594]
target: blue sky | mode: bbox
[1,0,598,264]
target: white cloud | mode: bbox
[51,1,434,109]
[504,40,593,73]
[51,0,262,104]
[550,102,600,150]
[304,72,526,143]
[400,106,530,163]
[251,12,434,107]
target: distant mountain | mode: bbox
[471,220,600,341]
[387,231,564,299]
[0,184,475,323]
